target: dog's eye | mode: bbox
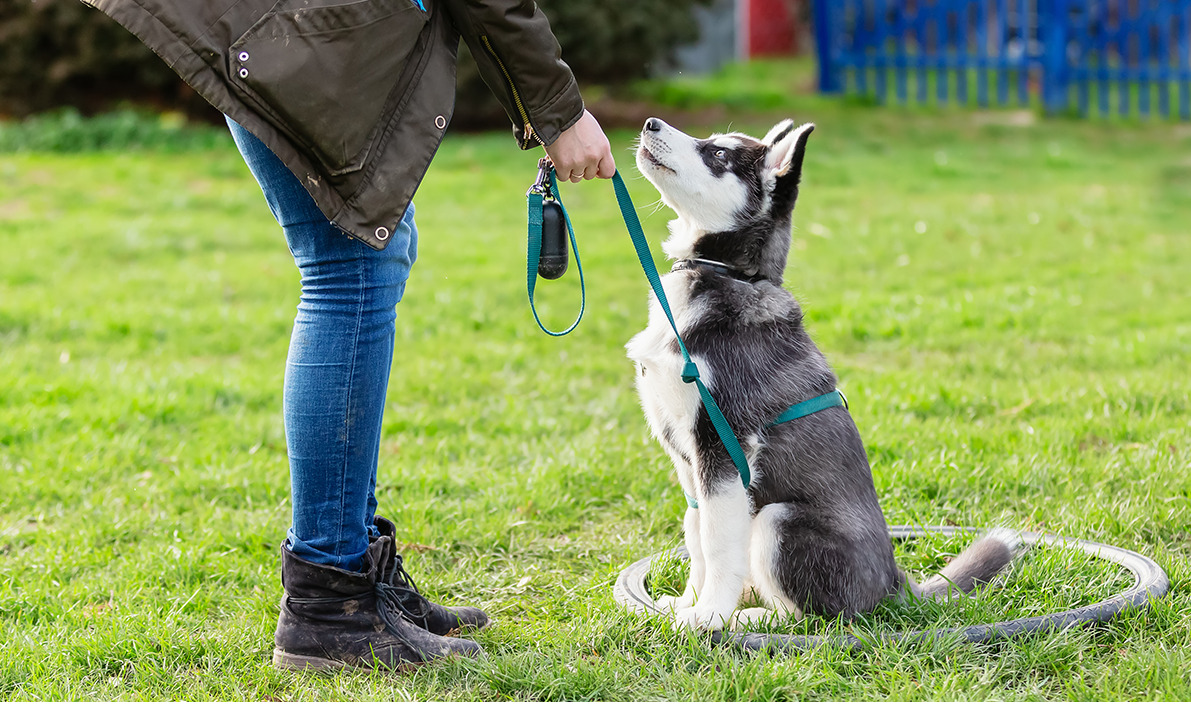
[715,149,727,159]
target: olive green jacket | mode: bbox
[86,0,584,249]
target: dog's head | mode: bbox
[635,118,814,283]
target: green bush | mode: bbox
[538,0,709,83]
[0,0,217,120]
[0,108,229,153]
[454,0,709,129]
[0,0,706,126]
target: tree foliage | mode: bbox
[0,0,215,119]
[453,0,710,129]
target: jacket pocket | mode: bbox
[230,0,429,175]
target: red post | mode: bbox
[748,0,800,56]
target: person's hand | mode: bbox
[544,109,616,182]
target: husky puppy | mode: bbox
[627,118,1018,631]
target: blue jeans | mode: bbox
[227,118,417,571]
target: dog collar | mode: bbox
[671,258,764,283]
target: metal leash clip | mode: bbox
[527,157,555,198]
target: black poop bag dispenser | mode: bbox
[527,157,568,279]
[525,157,585,336]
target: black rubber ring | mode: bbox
[611,525,1171,653]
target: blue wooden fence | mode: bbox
[812,0,1191,119]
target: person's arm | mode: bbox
[443,0,614,179]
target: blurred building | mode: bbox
[673,0,810,74]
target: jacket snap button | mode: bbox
[375,227,390,241]
[238,51,250,62]
[238,67,249,79]
[434,115,446,130]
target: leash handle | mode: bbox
[612,171,753,488]
[527,163,585,336]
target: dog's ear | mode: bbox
[763,122,814,183]
[761,119,796,146]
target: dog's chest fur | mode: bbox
[625,271,706,495]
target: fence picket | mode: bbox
[1019,0,1029,103]
[1182,5,1191,119]
[1140,1,1151,118]
[1075,3,1090,115]
[1158,3,1171,117]
[996,0,1010,104]
[1098,3,1111,117]
[895,2,908,103]
[977,0,990,106]
[1120,11,1130,117]
[875,0,888,102]
[954,6,968,104]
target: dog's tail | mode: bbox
[906,528,1023,601]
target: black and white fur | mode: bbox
[627,118,1019,631]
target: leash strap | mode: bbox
[767,389,848,427]
[612,171,848,509]
[613,171,753,487]
[527,168,585,336]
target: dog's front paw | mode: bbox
[655,593,695,613]
[674,605,731,631]
[730,607,775,631]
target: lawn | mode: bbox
[1,84,1189,699]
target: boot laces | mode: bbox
[385,554,421,594]
[376,551,439,629]
[375,580,434,632]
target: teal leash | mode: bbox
[526,169,847,508]
[526,166,585,336]
[767,388,847,427]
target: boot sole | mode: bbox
[272,649,421,674]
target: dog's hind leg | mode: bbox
[674,480,752,631]
[656,506,704,613]
[731,503,803,630]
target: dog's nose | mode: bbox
[644,118,662,132]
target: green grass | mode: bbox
[2,81,1190,699]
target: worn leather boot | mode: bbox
[370,516,491,635]
[272,537,483,672]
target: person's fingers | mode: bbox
[544,109,619,182]
[596,153,617,179]
[556,147,613,180]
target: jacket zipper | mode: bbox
[479,35,540,147]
